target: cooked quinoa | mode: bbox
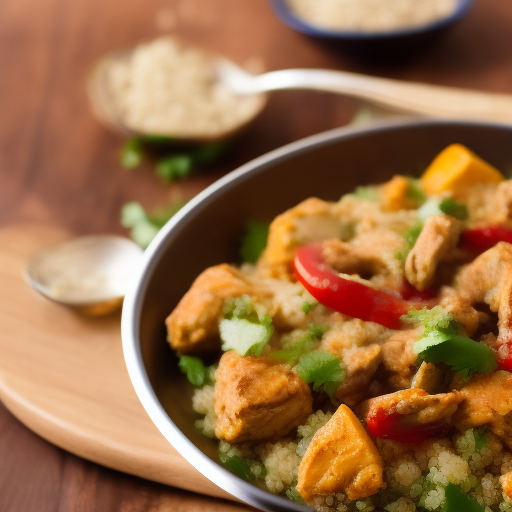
[285,0,459,33]
[103,37,263,138]
[169,144,512,511]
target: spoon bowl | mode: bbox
[25,235,143,315]
[87,42,267,144]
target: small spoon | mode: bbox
[86,45,267,143]
[25,236,143,315]
[216,60,512,123]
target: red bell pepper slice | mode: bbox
[400,280,437,304]
[497,342,512,372]
[459,225,512,254]
[366,407,450,445]
[500,356,512,372]
[294,244,410,330]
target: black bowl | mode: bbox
[122,119,512,512]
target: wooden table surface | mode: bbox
[2,0,512,510]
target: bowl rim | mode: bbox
[121,117,511,512]
[269,0,475,40]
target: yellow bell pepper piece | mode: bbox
[421,144,504,194]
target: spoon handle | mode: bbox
[254,69,512,123]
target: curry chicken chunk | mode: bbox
[165,144,512,511]
[297,405,383,502]
[166,264,264,354]
[214,351,312,442]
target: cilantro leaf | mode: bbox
[301,300,319,314]
[418,197,468,221]
[120,200,186,249]
[147,202,186,228]
[405,177,427,206]
[413,330,452,354]
[286,488,306,504]
[219,318,273,356]
[396,221,424,262]
[270,324,328,366]
[473,429,488,451]
[220,296,273,356]
[295,350,345,398]
[120,201,146,227]
[221,455,253,481]
[156,154,194,182]
[419,334,497,375]
[178,355,214,387]
[441,483,484,512]
[193,141,229,165]
[120,138,143,169]
[407,306,497,376]
[224,295,260,323]
[352,185,379,202]
[405,306,459,337]
[439,198,469,220]
[239,220,270,264]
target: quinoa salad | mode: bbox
[166,144,512,512]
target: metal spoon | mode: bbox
[89,39,512,138]
[86,45,268,143]
[25,236,143,315]
[216,59,512,123]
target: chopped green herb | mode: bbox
[120,138,143,169]
[120,200,186,249]
[155,141,227,182]
[224,295,260,323]
[441,483,484,512]
[220,296,273,356]
[307,324,330,339]
[439,197,469,220]
[407,306,496,376]
[223,455,254,482]
[473,429,488,451]
[147,202,186,228]
[128,222,160,249]
[405,306,459,338]
[193,141,229,165]
[353,185,379,202]
[156,154,194,182]
[295,349,345,398]
[120,137,228,181]
[407,307,497,376]
[120,201,146,227]
[405,177,427,206]
[239,220,270,264]
[396,221,424,262]
[418,197,468,221]
[270,324,328,366]
[178,355,214,387]
[301,300,319,314]
[419,335,497,375]
[219,317,273,356]
[286,488,305,504]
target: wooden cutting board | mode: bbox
[0,223,237,503]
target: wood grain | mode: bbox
[3,0,512,510]
[0,223,235,501]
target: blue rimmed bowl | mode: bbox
[270,0,475,58]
